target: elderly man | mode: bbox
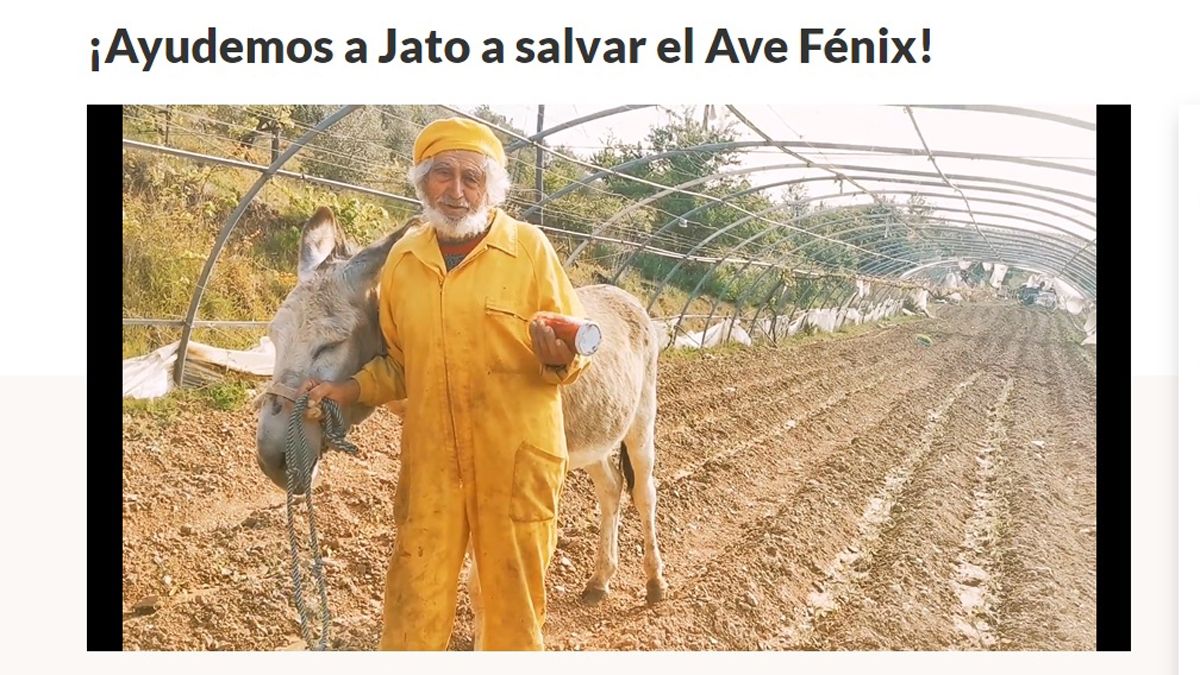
[302,117,591,650]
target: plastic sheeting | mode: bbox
[989,263,1009,289]
[938,271,961,289]
[1051,278,1088,315]
[123,337,276,400]
[1082,307,1097,345]
[671,319,752,350]
[650,318,680,351]
[905,288,932,316]
[854,278,872,302]
[1021,273,1089,315]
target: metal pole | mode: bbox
[534,105,545,226]
[122,139,421,207]
[173,105,361,386]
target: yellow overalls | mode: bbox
[351,208,589,650]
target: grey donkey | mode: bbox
[254,207,667,641]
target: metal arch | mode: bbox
[575,167,1096,280]
[604,172,1094,276]
[634,186,1095,308]
[502,105,655,152]
[172,105,361,386]
[664,209,939,336]
[604,179,912,283]
[860,229,1095,279]
[815,209,1095,259]
[861,240,1095,288]
[897,105,1097,131]
[641,201,919,311]
[630,196,1094,325]
[727,105,945,259]
[451,103,1098,278]
[833,217,1096,293]
[597,170,1094,287]
[833,175,1095,223]
[122,139,423,208]
[855,228,1095,273]
[570,160,1094,266]
[573,178,1095,308]
[809,163,1095,210]
[523,139,1096,221]
[606,184,915,285]
[725,210,942,319]
[868,245,1092,285]
[135,104,1099,362]
[897,259,1091,299]
[775,189,1094,242]
[663,209,820,326]
[857,219,1098,270]
[710,199,1099,326]
[1053,236,1097,278]
[560,152,1096,271]
[702,215,864,338]
[565,160,808,267]
[443,106,943,273]
[902,105,1002,261]
[658,209,894,344]
[861,241,1095,296]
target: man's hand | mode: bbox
[300,378,361,411]
[529,319,574,368]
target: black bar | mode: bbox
[89,104,125,651]
[1094,103,1131,651]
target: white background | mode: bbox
[1,0,1180,671]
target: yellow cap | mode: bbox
[412,117,506,167]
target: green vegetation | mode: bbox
[122,105,934,379]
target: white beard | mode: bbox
[423,203,491,241]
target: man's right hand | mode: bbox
[300,378,361,410]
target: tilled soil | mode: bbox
[121,303,1097,651]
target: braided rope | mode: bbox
[283,394,358,651]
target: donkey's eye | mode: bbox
[312,341,344,359]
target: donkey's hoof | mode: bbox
[580,585,609,605]
[646,578,668,604]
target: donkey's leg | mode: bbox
[465,536,485,650]
[581,457,624,604]
[625,395,667,604]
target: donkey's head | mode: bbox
[255,207,413,491]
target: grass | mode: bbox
[123,373,261,423]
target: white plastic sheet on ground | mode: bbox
[989,263,1009,289]
[123,337,276,400]
[854,278,872,301]
[1082,307,1097,345]
[906,288,931,316]
[1051,278,1088,314]
[1021,273,1089,315]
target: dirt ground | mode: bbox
[121,303,1097,651]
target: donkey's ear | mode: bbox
[298,207,351,283]
[343,217,421,289]
[342,216,421,289]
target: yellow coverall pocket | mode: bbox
[484,299,535,374]
[510,442,566,522]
